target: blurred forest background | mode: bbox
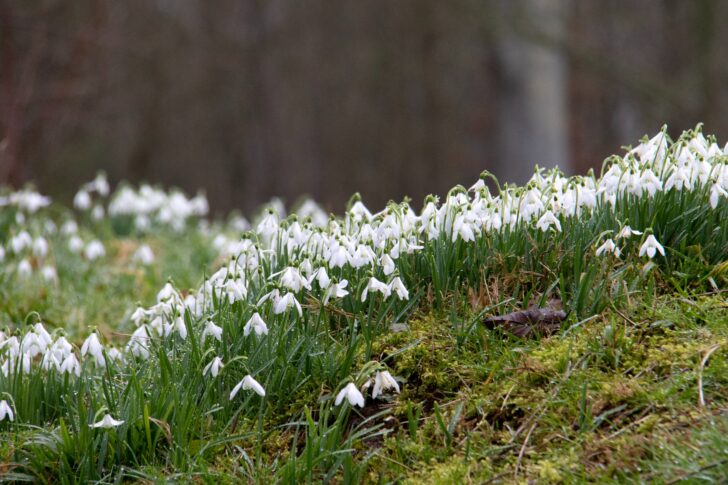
[2,0,727,214]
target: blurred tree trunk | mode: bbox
[496,0,570,184]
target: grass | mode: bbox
[0,127,727,483]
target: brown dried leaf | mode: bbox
[483,301,567,338]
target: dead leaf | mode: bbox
[483,300,567,338]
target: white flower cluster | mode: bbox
[109,184,209,232]
[0,324,121,380]
[1,127,726,414]
[0,189,51,214]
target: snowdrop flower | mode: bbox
[21,332,45,357]
[536,210,562,232]
[41,351,61,372]
[203,356,224,378]
[452,213,476,242]
[372,371,400,399]
[107,347,124,363]
[0,400,14,422]
[60,353,81,377]
[244,313,268,337]
[201,320,223,342]
[32,237,49,258]
[361,277,391,302]
[133,244,155,265]
[91,205,105,221]
[127,325,151,359]
[279,266,311,292]
[380,254,396,276]
[639,234,666,259]
[91,414,124,429]
[50,336,73,360]
[273,292,303,317]
[74,190,92,210]
[173,316,188,340]
[17,259,32,278]
[11,231,32,253]
[68,235,84,253]
[328,245,349,268]
[617,225,642,239]
[84,240,105,260]
[710,182,727,209]
[639,170,663,197]
[41,265,58,283]
[61,220,78,235]
[230,375,266,399]
[349,200,373,223]
[157,282,178,302]
[323,279,349,305]
[335,382,365,408]
[256,209,279,243]
[315,267,330,289]
[595,239,620,258]
[91,172,110,196]
[224,278,247,303]
[34,324,53,349]
[81,333,106,367]
[388,277,409,301]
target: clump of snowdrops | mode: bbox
[0,126,726,481]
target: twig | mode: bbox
[698,344,721,407]
[514,422,537,479]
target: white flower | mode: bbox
[361,277,391,302]
[595,239,620,258]
[173,316,188,340]
[203,356,224,378]
[334,382,365,408]
[61,220,78,235]
[273,292,303,316]
[91,414,124,429]
[91,205,105,221]
[380,254,396,276]
[710,183,727,209]
[323,279,349,305]
[279,267,311,292]
[617,226,642,239]
[388,277,409,301]
[372,371,400,399]
[74,190,92,210]
[201,320,223,342]
[60,353,81,377]
[315,267,330,289]
[156,283,177,302]
[107,347,124,363]
[68,236,84,253]
[452,213,476,242]
[133,244,155,265]
[244,313,268,337]
[0,400,14,422]
[639,234,666,259]
[84,240,105,260]
[536,210,562,232]
[126,325,151,359]
[230,375,266,399]
[81,333,106,367]
[639,170,663,197]
[41,265,58,282]
[32,237,49,258]
[41,351,61,371]
[17,259,32,278]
